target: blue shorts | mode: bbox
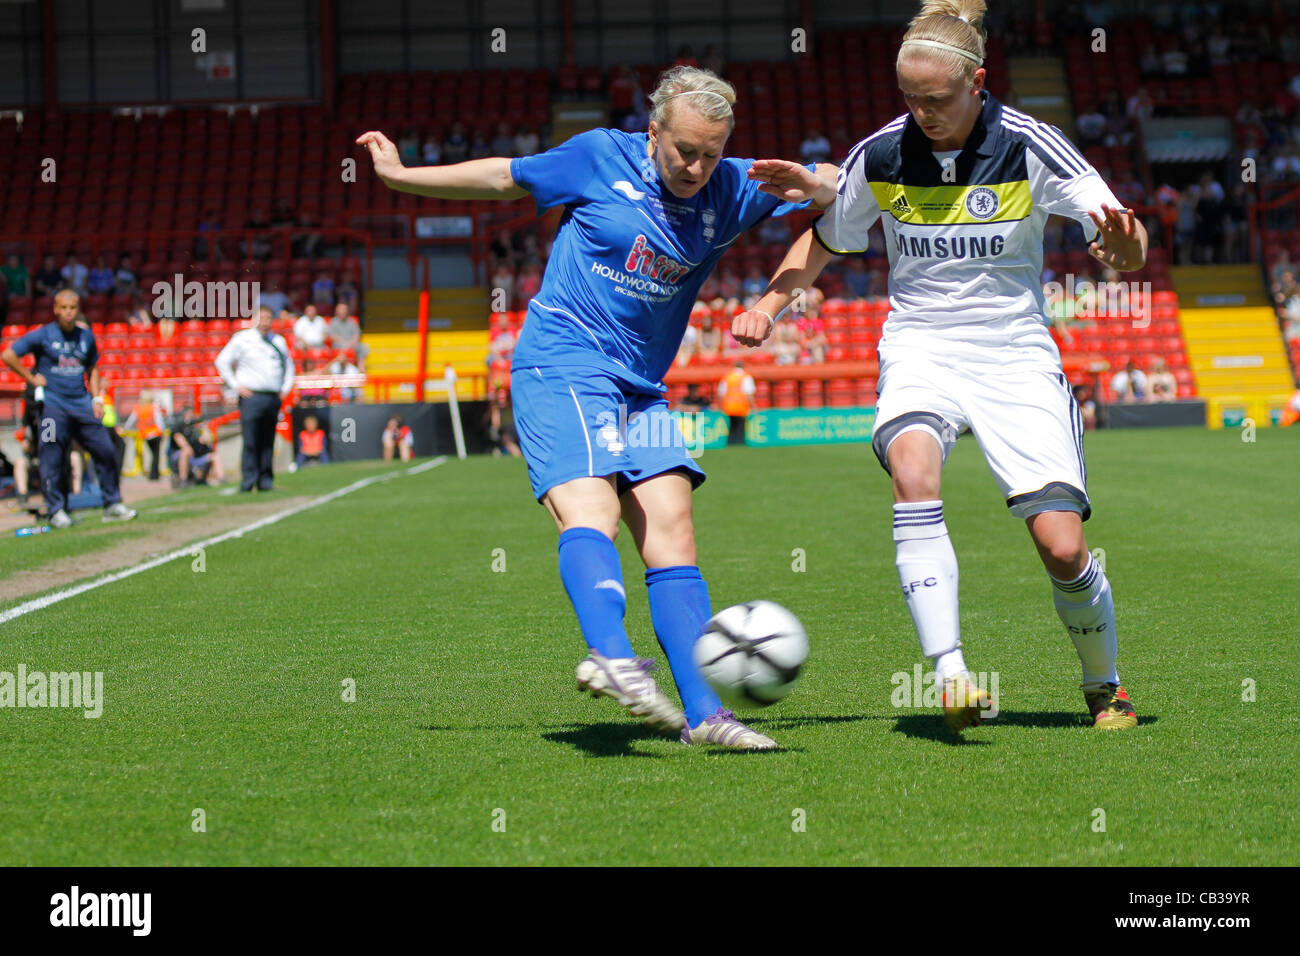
[511,365,706,501]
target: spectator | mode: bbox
[382,415,414,462]
[800,129,832,164]
[335,270,361,314]
[843,257,873,298]
[491,261,516,310]
[327,303,368,368]
[310,272,335,310]
[442,122,469,164]
[607,66,641,132]
[1112,168,1145,209]
[127,301,153,333]
[1076,108,1108,146]
[487,384,522,458]
[84,255,112,296]
[741,263,767,301]
[758,215,792,247]
[168,408,224,487]
[490,122,515,157]
[678,383,710,412]
[1126,87,1154,121]
[33,255,62,297]
[294,414,330,469]
[672,45,698,68]
[2,254,30,297]
[701,44,725,76]
[260,280,289,316]
[798,289,828,363]
[770,316,801,365]
[293,303,329,350]
[513,124,540,157]
[61,253,89,297]
[1270,252,1294,291]
[717,361,755,445]
[120,389,167,481]
[270,199,297,230]
[196,209,222,260]
[1073,383,1098,430]
[421,136,442,166]
[243,206,272,259]
[214,305,295,492]
[1110,359,1148,402]
[515,261,542,305]
[398,127,421,165]
[717,266,741,300]
[1148,357,1177,402]
[1139,42,1163,78]
[0,290,136,526]
[693,310,721,362]
[1193,173,1225,263]
[114,255,138,297]
[829,126,854,161]
[292,211,323,260]
[468,131,492,160]
[676,310,700,367]
[0,267,7,325]
[325,350,362,402]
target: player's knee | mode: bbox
[1042,539,1087,576]
[891,455,941,500]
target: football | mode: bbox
[694,601,809,708]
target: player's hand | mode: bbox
[732,309,775,347]
[1088,204,1144,271]
[355,131,405,186]
[237,386,253,399]
[748,159,835,206]
[91,396,104,421]
[31,374,47,387]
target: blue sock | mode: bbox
[557,527,636,659]
[645,565,723,726]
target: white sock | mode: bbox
[1050,555,1120,691]
[894,501,966,680]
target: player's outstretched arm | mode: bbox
[731,227,835,346]
[748,160,839,209]
[356,131,529,201]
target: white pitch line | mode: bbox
[0,457,449,624]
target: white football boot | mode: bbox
[576,652,685,735]
[681,707,779,751]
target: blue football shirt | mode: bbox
[509,129,811,393]
[10,322,98,408]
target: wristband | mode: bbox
[752,308,775,333]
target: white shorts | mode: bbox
[871,344,1090,520]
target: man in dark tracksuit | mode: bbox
[0,290,137,527]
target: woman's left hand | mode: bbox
[1088,204,1146,271]
[748,159,836,207]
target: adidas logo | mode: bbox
[892,193,911,213]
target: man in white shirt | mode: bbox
[294,304,328,349]
[215,306,295,491]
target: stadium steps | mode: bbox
[1006,57,1074,131]
[361,287,491,402]
[1170,265,1270,308]
[1177,305,1294,427]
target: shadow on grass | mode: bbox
[890,710,1159,745]
[541,722,669,758]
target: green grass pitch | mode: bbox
[1,427,1296,865]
